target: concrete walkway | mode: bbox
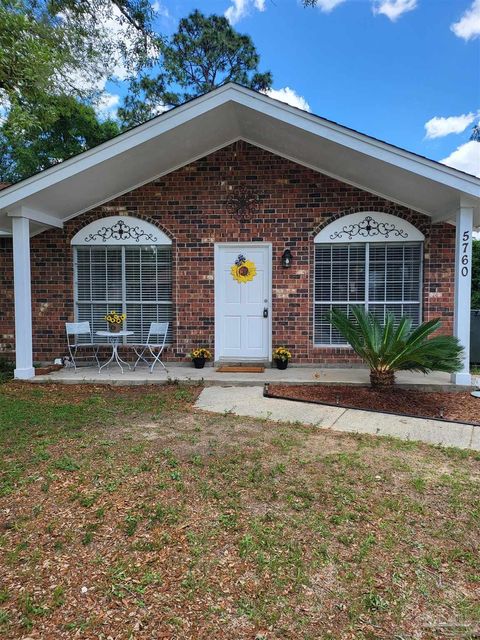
[195,386,480,451]
[31,364,465,390]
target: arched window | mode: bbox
[71,216,173,344]
[313,212,424,346]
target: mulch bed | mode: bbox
[266,383,480,425]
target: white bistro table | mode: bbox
[96,330,134,373]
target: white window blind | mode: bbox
[314,242,422,345]
[74,246,172,344]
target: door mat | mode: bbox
[217,366,265,373]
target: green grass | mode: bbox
[0,382,478,639]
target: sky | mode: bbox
[101,0,480,177]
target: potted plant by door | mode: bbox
[273,347,291,370]
[104,310,126,333]
[189,347,212,369]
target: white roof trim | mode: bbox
[0,83,478,232]
[314,211,425,243]
[71,216,171,245]
[242,136,436,218]
[62,135,242,224]
[235,88,480,193]
[0,88,238,210]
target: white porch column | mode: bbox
[452,205,474,385]
[12,216,34,379]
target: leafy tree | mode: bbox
[0,95,120,182]
[473,238,480,309]
[329,307,462,389]
[0,0,158,129]
[119,10,272,126]
[471,124,480,142]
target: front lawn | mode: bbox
[0,383,479,639]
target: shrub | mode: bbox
[0,358,14,384]
[329,307,463,389]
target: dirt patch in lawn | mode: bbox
[267,383,480,425]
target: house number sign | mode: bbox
[461,229,471,277]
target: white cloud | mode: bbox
[425,112,477,139]
[441,140,480,177]
[451,0,480,41]
[372,0,417,21]
[314,0,347,12]
[225,0,266,24]
[264,87,311,112]
[58,3,159,96]
[95,93,120,120]
[151,1,170,18]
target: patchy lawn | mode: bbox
[0,383,479,640]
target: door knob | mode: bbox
[263,307,268,318]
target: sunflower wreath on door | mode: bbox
[231,254,257,284]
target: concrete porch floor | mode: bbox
[29,363,472,389]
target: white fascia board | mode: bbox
[432,197,480,227]
[60,135,242,223]
[231,87,480,197]
[0,83,478,215]
[241,136,436,218]
[7,206,63,228]
[0,88,236,211]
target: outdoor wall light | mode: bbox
[281,249,293,268]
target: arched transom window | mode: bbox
[313,212,425,346]
[71,216,172,344]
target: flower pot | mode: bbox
[192,357,206,369]
[108,322,122,333]
[275,359,288,370]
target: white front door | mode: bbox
[215,243,271,361]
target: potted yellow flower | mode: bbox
[104,310,126,333]
[189,347,212,369]
[273,346,291,370]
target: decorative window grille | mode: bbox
[74,245,172,344]
[314,242,423,345]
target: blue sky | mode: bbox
[104,0,480,176]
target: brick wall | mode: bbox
[0,141,456,364]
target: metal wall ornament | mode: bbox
[84,219,158,243]
[329,215,408,241]
[231,254,257,284]
[225,186,264,222]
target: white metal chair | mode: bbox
[65,322,100,371]
[132,322,169,373]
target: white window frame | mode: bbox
[313,212,425,348]
[71,217,172,345]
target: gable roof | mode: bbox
[0,82,479,236]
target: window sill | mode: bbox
[313,344,354,350]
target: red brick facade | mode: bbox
[0,141,456,364]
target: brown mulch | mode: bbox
[267,383,480,425]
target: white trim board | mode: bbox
[0,84,478,232]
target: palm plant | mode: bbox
[329,307,463,390]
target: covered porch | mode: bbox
[0,84,479,385]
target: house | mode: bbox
[0,84,479,383]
